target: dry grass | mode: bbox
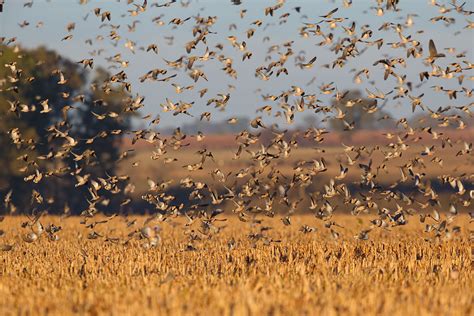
[0,215,472,316]
[121,143,474,195]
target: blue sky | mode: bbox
[1,0,473,129]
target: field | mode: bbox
[2,135,473,315]
[0,215,472,316]
[123,141,474,193]
[120,137,474,215]
[2,0,474,314]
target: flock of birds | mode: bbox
[0,0,473,250]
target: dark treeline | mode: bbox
[0,45,135,215]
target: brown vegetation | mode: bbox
[124,128,474,150]
[121,139,474,203]
[0,215,472,315]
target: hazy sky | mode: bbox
[1,0,473,129]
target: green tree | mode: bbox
[0,45,85,213]
[329,90,395,132]
[66,67,134,215]
[0,44,133,215]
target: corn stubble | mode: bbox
[0,215,472,316]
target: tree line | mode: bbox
[0,44,134,215]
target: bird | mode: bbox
[0,0,472,251]
[427,39,446,63]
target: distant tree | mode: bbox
[0,45,85,213]
[175,117,250,135]
[408,110,473,130]
[0,45,134,214]
[302,115,318,129]
[65,67,134,214]
[329,90,395,132]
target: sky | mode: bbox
[1,0,473,129]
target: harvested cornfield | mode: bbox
[0,215,472,316]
